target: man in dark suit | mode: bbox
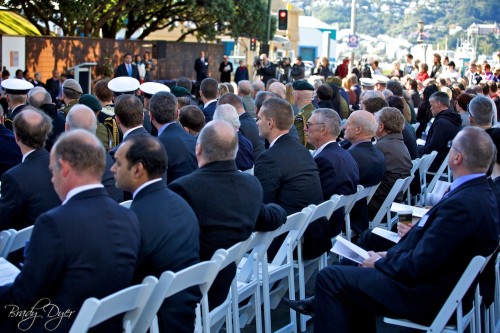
[369,107,412,218]
[200,78,218,123]
[1,78,33,131]
[344,110,386,235]
[112,135,200,333]
[65,104,123,202]
[169,120,286,309]
[114,52,140,81]
[313,126,499,333]
[150,91,198,183]
[194,51,209,84]
[218,93,266,160]
[0,130,141,333]
[109,94,150,157]
[306,108,359,240]
[0,108,61,232]
[219,55,233,83]
[45,69,63,108]
[0,109,21,177]
[255,97,323,259]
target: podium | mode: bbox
[69,62,97,94]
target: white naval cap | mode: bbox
[140,82,170,99]
[372,74,390,84]
[1,79,34,94]
[108,77,140,95]
[359,77,377,87]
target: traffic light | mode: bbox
[250,38,257,51]
[278,9,288,30]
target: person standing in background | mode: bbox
[219,55,233,83]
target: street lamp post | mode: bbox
[417,20,428,65]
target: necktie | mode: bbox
[127,64,132,77]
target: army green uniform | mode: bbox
[294,103,315,150]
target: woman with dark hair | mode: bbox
[407,79,422,109]
[416,84,439,138]
[455,93,475,127]
[430,54,442,79]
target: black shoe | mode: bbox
[282,296,315,316]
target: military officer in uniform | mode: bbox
[293,80,316,149]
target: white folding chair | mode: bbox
[69,276,158,333]
[425,151,452,205]
[418,151,438,206]
[412,122,420,131]
[120,200,133,208]
[233,230,279,333]
[294,199,340,332]
[369,176,409,230]
[407,158,422,205]
[131,252,227,333]
[384,256,487,333]
[0,230,13,258]
[483,252,500,333]
[202,236,254,333]
[243,167,254,175]
[333,190,363,242]
[1,226,34,258]
[261,208,313,333]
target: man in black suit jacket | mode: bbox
[313,127,499,333]
[200,78,218,123]
[65,104,124,202]
[150,91,198,183]
[0,130,141,333]
[0,119,21,177]
[109,94,150,157]
[112,135,200,333]
[114,52,141,81]
[0,108,61,232]
[194,51,209,83]
[45,69,62,108]
[344,111,386,235]
[255,98,323,259]
[306,108,359,244]
[169,120,286,309]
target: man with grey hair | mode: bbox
[218,92,265,159]
[252,80,265,99]
[305,108,359,243]
[213,104,254,171]
[268,81,286,99]
[150,91,197,183]
[237,80,256,118]
[0,129,140,332]
[28,88,66,150]
[66,104,123,202]
[169,119,286,310]
[0,107,61,233]
[469,95,495,129]
[418,91,461,172]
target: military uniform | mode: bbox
[294,103,315,149]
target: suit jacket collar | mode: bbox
[377,132,404,142]
[66,187,108,203]
[352,141,373,149]
[133,180,167,201]
[272,133,293,146]
[24,148,48,162]
[199,160,237,173]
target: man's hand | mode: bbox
[397,222,414,237]
[362,251,386,268]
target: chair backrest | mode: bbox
[308,196,341,222]
[428,256,486,333]
[399,175,414,199]
[331,192,358,215]
[271,207,313,266]
[0,230,13,258]
[237,230,278,283]
[370,177,407,228]
[419,151,438,179]
[427,151,452,194]
[120,200,133,208]
[214,235,254,273]
[69,276,158,333]
[1,226,34,257]
[355,183,380,205]
[411,122,420,131]
[411,158,422,175]
[130,253,226,333]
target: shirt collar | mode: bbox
[22,149,36,163]
[133,178,163,199]
[123,125,144,140]
[158,121,176,136]
[63,184,104,205]
[449,173,485,194]
[312,140,336,157]
[204,100,217,108]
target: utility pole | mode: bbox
[350,0,356,65]
[264,0,273,56]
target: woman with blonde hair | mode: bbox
[285,83,300,115]
[342,77,356,108]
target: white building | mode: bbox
[298,16,337,63]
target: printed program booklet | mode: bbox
[0,257,20,286]
[330,235,369,264]
[372,227,401,243]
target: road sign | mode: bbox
[348,34,359,48]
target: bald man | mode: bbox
[268,81,286,99]
[169,120,286,310]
